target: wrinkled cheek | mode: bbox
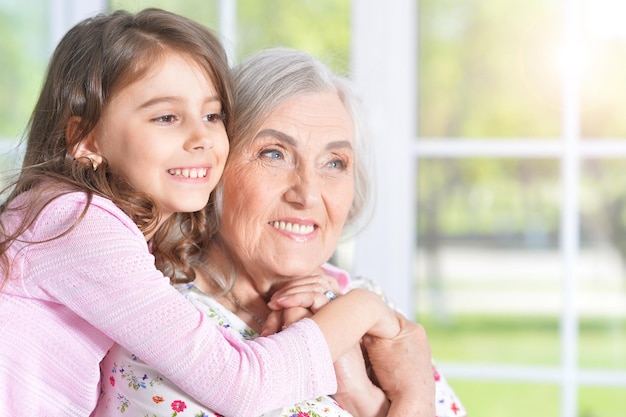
[221,204,260,247]
[333,190,354,225]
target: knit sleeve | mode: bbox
[26,194,336,415]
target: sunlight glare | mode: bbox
[586,0,626,39]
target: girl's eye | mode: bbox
[153,114,177,123]
[204,113,223,123]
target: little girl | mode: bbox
[0,8,405,416]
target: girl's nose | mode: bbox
[185,119,214,151]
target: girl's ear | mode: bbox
[66,116,103,170]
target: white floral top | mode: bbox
[95,275,466,417]
[94,282,351,417]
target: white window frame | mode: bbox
[351,1,626,417]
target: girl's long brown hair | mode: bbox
[0,8,232,286]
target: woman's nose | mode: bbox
[284,166,322,208]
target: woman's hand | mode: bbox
[262,272,341,335]
[267,271,341,312]
[362,313,436,417]
[263,274,392,416]
[332,343,389,417]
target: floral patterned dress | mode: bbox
[95,278,466,417]
[95,282,351,417]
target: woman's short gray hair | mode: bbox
[213,47,373,237]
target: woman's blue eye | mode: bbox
[261,149,283,160]
[329,159,346,169]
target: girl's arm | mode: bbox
[263,305,390,417]
[266,272,402,361]
[264,297,391,417]
[31,194,401,416]
[264,273,421,417]
[310,288,401,359]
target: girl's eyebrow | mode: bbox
[138,96,180,110]
[254,128,353,151]
[139,95,221,110]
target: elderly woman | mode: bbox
[94,48,464,417]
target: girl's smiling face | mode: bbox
[79,52,229,223]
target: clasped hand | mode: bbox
[264,272,436,417]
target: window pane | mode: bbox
[416,158,561,365]
[110,1,351,76]
[109,0,220,27]
[580,159,626,370]
[579,386,626,417]
[580,1,626,138]
[418,0,562,138]
[236,0,350,75]
[450,380,559,417]
[0,1,48,142]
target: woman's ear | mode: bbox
[66,116,103,170]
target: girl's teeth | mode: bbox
[168,168,208,178]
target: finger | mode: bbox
[270,285,328,304]
[269,281,341,307]
[325,274,342,294]
[267,291,330,312]
[261,310,284,336]
[282,306,312,327]
[270,275,341,300]
[361,314,433,393]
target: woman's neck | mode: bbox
[194,246,275,332]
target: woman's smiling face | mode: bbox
[220,91,355,278]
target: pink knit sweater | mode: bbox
[0,191,335,416]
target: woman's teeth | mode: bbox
[270,221,315,235]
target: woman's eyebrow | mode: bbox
[325,140,353,151]
[254,129,297,146]
[255,129,353,151]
